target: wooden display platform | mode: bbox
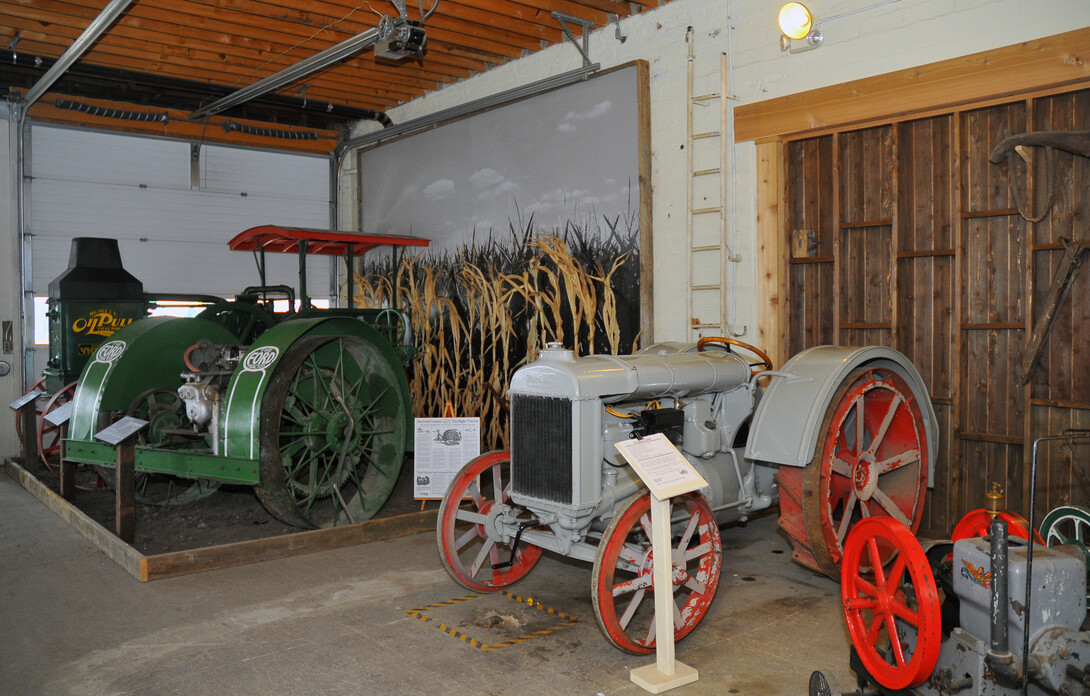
[3,458,438,582]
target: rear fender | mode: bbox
[744,345,937,486]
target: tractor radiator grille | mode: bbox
[510,394,573,504]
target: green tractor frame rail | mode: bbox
[62,225,429,529]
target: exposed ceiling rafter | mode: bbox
[2,0,675,132]
[21,0,134,113]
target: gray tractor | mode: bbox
[437,338,937,653]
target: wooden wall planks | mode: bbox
[786,136,836,354]
[786,87,1090,535]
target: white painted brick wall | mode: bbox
[343,0,1090,344]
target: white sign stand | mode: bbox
[614,434,709,693]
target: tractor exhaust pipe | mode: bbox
[986,518,1019,682]
[989,518,1010,655]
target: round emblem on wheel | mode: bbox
[94,340,127,363]
[242,346,279,371]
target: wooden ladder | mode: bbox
[685,27,743,340]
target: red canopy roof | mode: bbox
[229,225,429,256]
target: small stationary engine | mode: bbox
[438,339,939,653]
[814,509,1090,696]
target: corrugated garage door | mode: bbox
[27,124,332,374]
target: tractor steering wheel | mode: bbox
[696,336,774,375]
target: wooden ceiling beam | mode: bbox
[133,2,506,71]
[33,0,508,74]
[3,0,681,129]
[430,0,608,26]
[10,1,481,88]
[411,0,565,42]
[175,0,541,55]
[498,0,611,26]
[0,17,442,109]
[217,0,561,47]
[425,41,510,67]
[4,38,402,113]
[1,49,394,126]
[1,14,433,99]
[559,0,637,15]
[414,7,557,46]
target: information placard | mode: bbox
[618,433,705,692]
[614,433,708,500]
[44,400,73,427]
[94,416,148,446]
[9,390,43,411]
[413,417,481,499]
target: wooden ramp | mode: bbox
[4,458,437,582]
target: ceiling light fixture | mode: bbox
[778,3,822,52]
[779,3,813,40]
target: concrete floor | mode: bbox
[0,470,857,696]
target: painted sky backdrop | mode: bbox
[360,66,640,255]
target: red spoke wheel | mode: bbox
[36,381,77,474]
[951,509,1044,545]
[591,492,722,654]
[436,451,543,592]
[841,517,941,691]
[780,365,929,578]
[15,377,47,448]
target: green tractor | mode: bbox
[62,226,428,528]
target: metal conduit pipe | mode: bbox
[335,64,599,157]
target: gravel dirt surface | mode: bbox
[35,456,422,556]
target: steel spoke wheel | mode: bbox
[127,388,221,507]
[1041,505,1090,598]
[256,335,408,528]
[841,517,941,691]
[15,376,47,448]
[36,381,77,474]
[436,451,543,592]
[784,365,929,578]
[373,308,407,347]
[591,491,722,654]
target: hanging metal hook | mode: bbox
[610,14,627,43]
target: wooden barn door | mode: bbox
[785,88,1090,535]
[1025,90,1090,518]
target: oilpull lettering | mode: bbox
[71,310,135,337]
